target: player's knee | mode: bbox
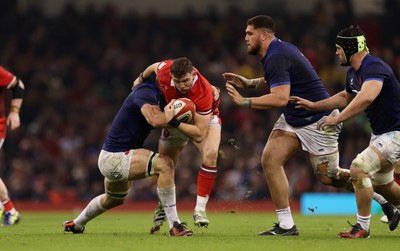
[310,152,340,180]
[156,155,174,176]
[351,147,381,176]
[202,147,219,165]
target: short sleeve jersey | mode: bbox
[156,60,216,116]
[102,80,164,152]
[261,38,331,127]
[345,54,400,135]
[0,66,15,88]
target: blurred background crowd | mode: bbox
[0,0,399,205]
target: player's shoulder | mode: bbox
[157,60,173,72]
[361,55,390,75]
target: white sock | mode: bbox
[357,214,371,231]
[276,207,294,229]
[195,195,208,212]
[372,192,388,205]
[74,195,107,229]
[157,187,179,229]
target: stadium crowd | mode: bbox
[0,0,400,204]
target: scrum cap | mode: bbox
[336,35,369,66]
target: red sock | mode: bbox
[2,198,15,211]
[197,165,217,198]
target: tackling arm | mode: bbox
[132,62,160,89]
[140,104,169,128]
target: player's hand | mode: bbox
[211,85,220,101]
[164,99,175,121]
[289,96,317,110]
[223,72,249,89]
[317,116,339,130]
[7,112,20,130]
[226,83,245,106]
[131,77,141,90]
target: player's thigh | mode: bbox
[159,129,187,164]
[263,129,300,167]
[194,125,221,164]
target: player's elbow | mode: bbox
[191,132,206,143]
[277,97,289,107]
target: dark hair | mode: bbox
[247,15,275,33]
[171,57,193,78]
[338,25,364,37]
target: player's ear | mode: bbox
[261,31,267,41]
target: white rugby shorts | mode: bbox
[272,109,342,155]
[98,149,134,182]
[370,131,400,164]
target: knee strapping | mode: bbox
[372,170,394,186]
[145,151,158,177]
[352,147,381,175]
[105,190,129,200]
[310,152,339,179]
[352,177,373,189]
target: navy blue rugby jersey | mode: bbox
[261,38,331,127]
[102,79,165,152]
[345,54,400,135]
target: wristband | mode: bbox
[10,106,20,113]
[168,117,181,128]
[241,98,252,108]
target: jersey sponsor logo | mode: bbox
[304,116,313,121]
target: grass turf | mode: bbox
[0,211,398,251]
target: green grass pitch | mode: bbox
[0,211,399,251]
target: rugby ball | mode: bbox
[173,98,196,123]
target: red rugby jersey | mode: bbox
[156,60,219,116]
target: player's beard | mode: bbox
[247,42,261,56]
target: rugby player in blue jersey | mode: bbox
[293,25,400,238]
[62,79,193,236]
[223,15,398,236]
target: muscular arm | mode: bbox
[250,85,289,109]
[226,83,289,109]
[334,80,382,123]
[140,104,169,128]
[314,91,351,110]
[176,112,209,143]
[290,90,352,111]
